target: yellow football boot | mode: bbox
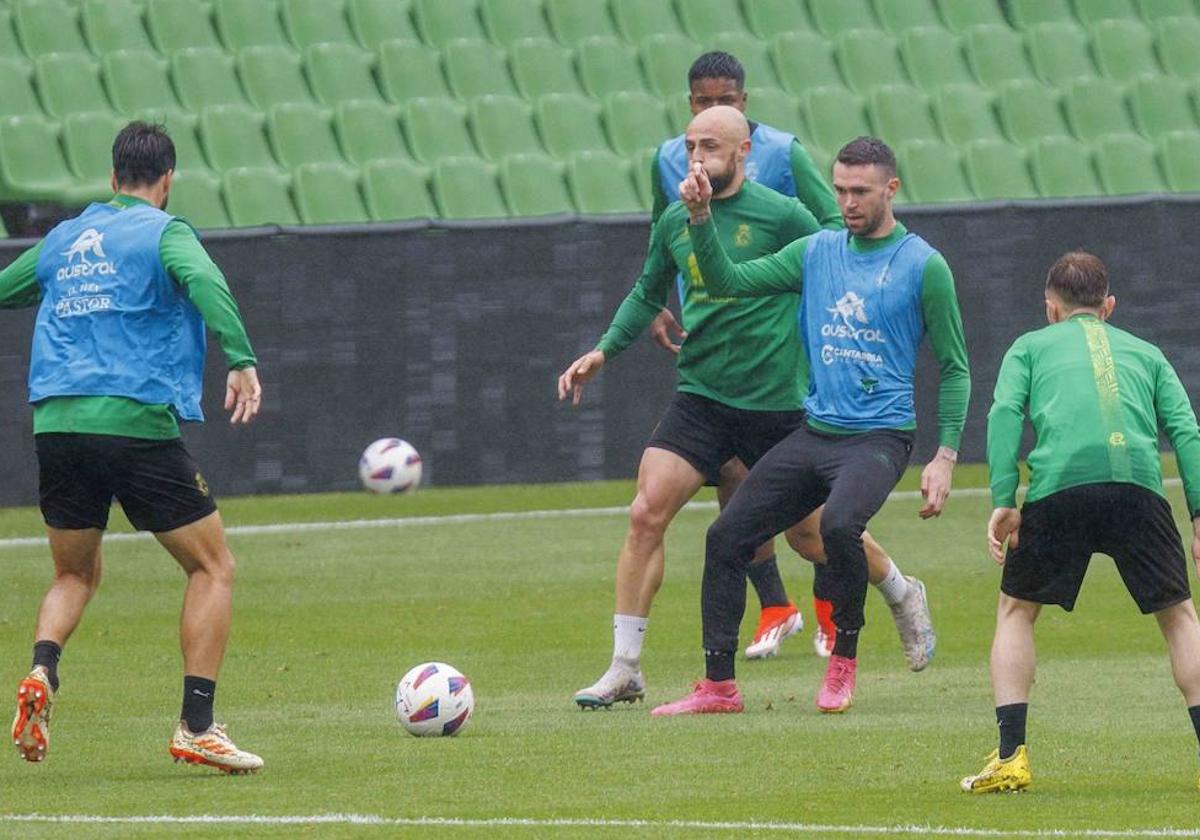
[960,745,1031,793]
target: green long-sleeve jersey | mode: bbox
[597,179,821,410]
[987,314,1200,516]
[0,194,256,439]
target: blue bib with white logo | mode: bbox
[30,201,207,421]
[800,228,936,430]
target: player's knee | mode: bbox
[193,547,237,587]
[705,518,748,567]
[57,563,101,593]
[628,493,670,540]
[818,512,862,557]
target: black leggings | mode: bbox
[701,426,913,656]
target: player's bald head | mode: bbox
[687,105,750,145]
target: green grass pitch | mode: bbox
[0,465,1198,838]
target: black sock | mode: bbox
[747,555,790,608]
[1188,705,1200,752]
[181,676,216,734]
[32,640,61,692]
[832,627,859,659]
[996,703,1028,760]
[704,649,735,682]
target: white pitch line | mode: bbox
[0,814,1198,837]
[0,480,1182,551]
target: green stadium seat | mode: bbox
[135,106,210,172]
[1137,0,1197,21]
[335,100,407,165]
[998,79,1071,143]
[35,53,113,119]
[544,0,619,45]
[962,137,1038,199]
[279,0,355,48]
[1073,0,1139,24]
[1028,22,1097,86]
[772,30,844,93]
[676,0,750,41]
[378,40,450,102]
[404,96,477,163]
[213,0,289,50]
[508,37,582,97]
[14,0,87,57]
[935,0,1007,33]
[808,0,877,36]
[361,157,435,220]
[199,104,276,170]
[347,0,418,51]
[577,36,647,97]
[743,0,811,38]
[803,85,871,153]
[901,26,973,90]
[568,149,641,212]
[470,93,543,159]
[708,32,779,88]
[145,0,221,51]
[1091,19,1161,82]
[267,102,342,167]
[1006,0,1074,27]
[666,92,692,131]
[0,115,101,203]
[534,92,607,157]
[1064,77,1135,142]
[413,0,486,47]
[639,33,701,98]
[933,83,1003,145]
[499,152,573,215]
[293,161,369,223]
[873,0,942,33]
[836,29,906,94]
[171,47,247,110]
[444,38,516,99]
[611,0,682,43]
[237,46,312,109]
[166,169,229,228]
[1157,129,1200,190]
[745,86,802,135]
[0,58,44,117]
[221,166,298,225]
[1093,132,1164,192]
[897,139,972,201]
[103,50,177,114]
[963,24,1037,88]
[305,43,381,106]
[867,84,939,144]
[433,155,508,218]
[1028,135,1102,196]
[1129,75,1195,137]
[480,0,553,46]
[81,0,153,54]
[62,110,124,180]
[0,10,23,64]
[1154,17,1200,80]
[604,90,669,157]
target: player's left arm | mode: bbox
[1152,355,1200,566]
[985,340,1030,563]
[789,140,843,230]
[918,252,971,519]
[0,241,45,310]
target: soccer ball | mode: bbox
[395,662,475,737]
[358,438,422,494]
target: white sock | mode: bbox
[612,614,647,665]
[874,559,909,606]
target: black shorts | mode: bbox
[646,391,807,482]
[36,433,218,533]
[1002,482,1190,614]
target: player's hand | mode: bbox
[225,365,262,424]
[988,507,1021,565]
[679,161,713,222]
[650,308,687,354]
[557,349,606,406]
[918,447,956,519]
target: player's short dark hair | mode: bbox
[688,51,745,89]
[1046,251,1109,308]
[836,136,897,177]
[112,121,175,187]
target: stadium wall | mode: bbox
[1,196,1197,506]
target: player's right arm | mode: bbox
[0,241,44,309]
[1152,353,1200,529]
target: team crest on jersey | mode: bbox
[734,224,751,247]
[194,472,210,497]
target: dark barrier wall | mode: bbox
[1,197,1198,506]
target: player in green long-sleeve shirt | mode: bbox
[962,251,1200,794]
[2,122,264,774]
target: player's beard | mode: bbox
[708,168,733,196]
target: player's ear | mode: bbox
[886,176,900,199]
[1101,294,1116,320]
[110,171,118,194]
[1044,297,1058,324]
